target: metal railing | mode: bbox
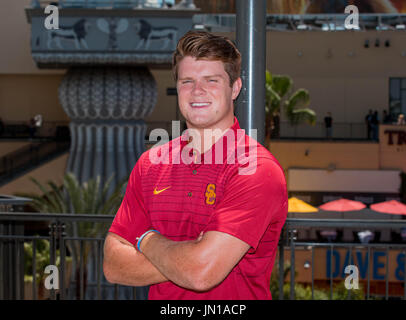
[279,121,370,140]
[0,121,70,139]
[280,218,406,300]
[1,212,406,300]
[144,120,373,140]
[31,0,181,9]
[194,13,406,32]
[28,2,406,31]
[0,212,141,300]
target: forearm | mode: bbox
[140,233,209,291]
[103,234,168,287]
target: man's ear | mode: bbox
[231,77,242,100]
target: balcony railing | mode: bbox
[281,218,406,300]
[144,120,373,141]
[31,0,180,9]
[0,212,141,300]
[279,121,370,140]
[1,212,406,300]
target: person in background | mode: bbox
[365,109,373,140]
[371,110,380,141]
[34,114,43,138]
[34,114,43,128]
[382,110,392,124]
[324,112,333,139]
[397,114,406,125]
[0,118,4,137]
[28,117,36,140]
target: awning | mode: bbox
[370,200,406,215]
[319,198,366,212]
[288,197,318,213]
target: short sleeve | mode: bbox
[203,157,288,252]
[108,153,151,245]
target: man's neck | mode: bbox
[186,119,235,154]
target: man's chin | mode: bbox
[185,116,212,128]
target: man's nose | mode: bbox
[192,81,205,95]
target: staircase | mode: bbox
[0,140,70,186]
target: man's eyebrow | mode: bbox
[178,74,225,80]
[203,74,224,78]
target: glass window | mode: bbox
[389,78,406,119]
[390,78,400,100]
[402,90,406,114]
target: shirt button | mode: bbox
[192,170,197,175]
[188,192,192,197]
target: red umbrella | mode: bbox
[319,198,366,212]
[370,200,406,215]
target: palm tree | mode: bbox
[265,70,317,145]
[17,172,127,299]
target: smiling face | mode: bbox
[177,56,242,132]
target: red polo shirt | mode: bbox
[109,118,288,300]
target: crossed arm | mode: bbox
[103,151,284,292]
[103,230,250,292]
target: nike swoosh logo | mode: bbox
[153,186,171,195]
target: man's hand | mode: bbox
[139,230,250,292]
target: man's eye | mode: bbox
[182,80,192,84]
[208,79,218,82]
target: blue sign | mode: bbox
[326,249,405,281]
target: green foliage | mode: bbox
[24,239,49,282]
[265,70,316,137]
[21,173,125,215]
[17,172,126,237]
[270,262,365,300]
[270,262,328,300]
[17,172,127,267]
[331,282,365,300]
[23,239,71,283]
[281,283,329,300]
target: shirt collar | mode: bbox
[180,117,241,165]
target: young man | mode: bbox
[324,112,333,139]
[365,109,373,140]
[103,31,288,300]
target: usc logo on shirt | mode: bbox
[205,183,216,205]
